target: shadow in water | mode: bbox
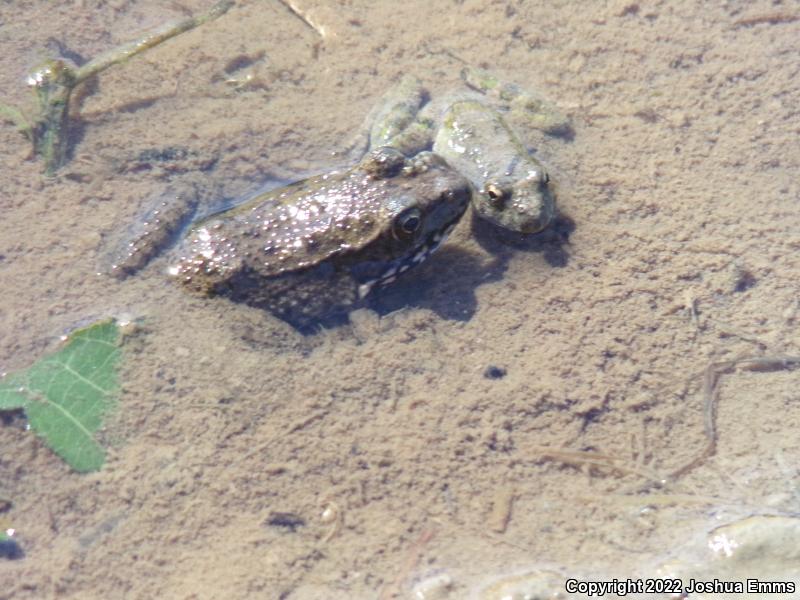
[365,212,576,325]
[471,211,576,268]
[366,246,501,323]
[129,209,579,336]
[238,213,577,336]
[241,248,494,336]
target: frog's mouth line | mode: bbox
[356,221,458,300]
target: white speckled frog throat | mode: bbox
[355,221,458,300]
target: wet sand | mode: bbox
[1,1,799,598]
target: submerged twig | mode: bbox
[76,1,234,83]
[378,526,437,600]
[276,0,326,37]
[527,446,669,487]
[0,0,234,175]
[732,12,799,29]
[671,354,800,479]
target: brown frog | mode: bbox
[167,147,471,326]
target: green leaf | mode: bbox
[0,320,121,472]
[0,103,32,140]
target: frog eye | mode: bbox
[393,208,422,239]
[485,183,507,205]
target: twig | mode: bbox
[74,1,234,83]
[732,12,799,29]
[671,354,800,479]
[378,527,436,600]
[1,0,234,174]
[487,485,515,534]
[276,0,325,37]
[527,446,669,487]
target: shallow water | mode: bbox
[1,1,799,599]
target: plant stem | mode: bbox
[18,0,235,175]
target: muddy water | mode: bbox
[1,1,799,599]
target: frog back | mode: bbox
[176,168,388,281]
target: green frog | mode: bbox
[166,147,471,325]
[360,67,568,234]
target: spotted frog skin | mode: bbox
[433,100,555,234]
[108,68,563,326]
[362,68,568,234]
[168,147,470,325]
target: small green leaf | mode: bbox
[0,103,32,140]
[0,320,121,472]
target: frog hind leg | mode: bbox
[460,66,572,138]
[339,75,429,163]
[381,116,436,157]
[368,74,428,147]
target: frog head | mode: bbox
[347,148,471,298]
[478,166,555,234]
